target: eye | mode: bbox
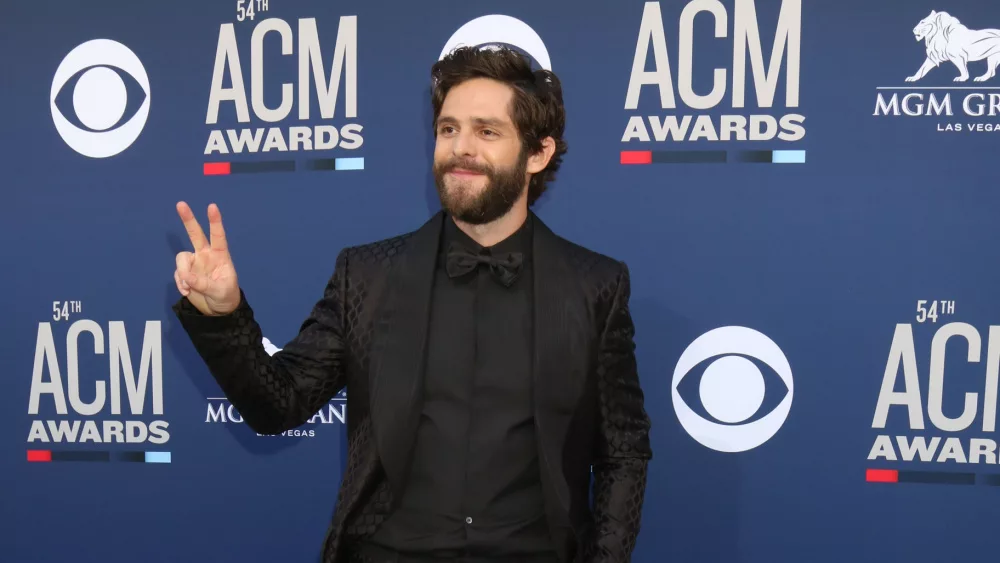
[672,326,794,453]
[50,39,150,158]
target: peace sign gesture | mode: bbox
[173,202,241,316]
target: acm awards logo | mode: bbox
[621,0,806,165]
[201,8,364,175]
[26,300,170,464]
[873,9,1000,133]
[201,10,556,175]
[50,39,150,158]
[867,300,1000,485]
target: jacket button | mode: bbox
[465,517,473,524]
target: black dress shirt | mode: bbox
[364,214,556,559]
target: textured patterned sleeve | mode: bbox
[585,261,653,563]
[171,249,349,435]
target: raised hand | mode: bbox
[174,202,241,316]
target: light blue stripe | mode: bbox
[145,452,171,463]
[335,157,365,170]
[771,150,806,163]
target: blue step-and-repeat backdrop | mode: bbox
[4,0,1000,561]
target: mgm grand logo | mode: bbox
[874,10,1000,131]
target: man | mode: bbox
[172,46,652,563]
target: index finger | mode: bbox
[176,201,209,251]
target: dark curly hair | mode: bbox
[430,45,568,205]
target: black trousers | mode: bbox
[349,542,562,563]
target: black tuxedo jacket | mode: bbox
[173,210,653,563]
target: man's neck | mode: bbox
[452,200,529,248]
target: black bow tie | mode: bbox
[446,242,524,287]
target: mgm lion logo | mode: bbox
[906,10,1000,82]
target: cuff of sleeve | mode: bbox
[171,289,254,331]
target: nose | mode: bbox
[451,128,477,158]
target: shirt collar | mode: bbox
[442,213,533,257]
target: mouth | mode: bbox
[448,168,485,177]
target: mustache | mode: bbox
[437,158,493,175]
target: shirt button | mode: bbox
[465,517,473,524]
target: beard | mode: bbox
[433,149,528,225]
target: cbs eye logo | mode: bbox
[671,326,794,453]
[440,15,552,70]
[50,39,150,158]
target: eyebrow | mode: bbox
[436,116,511,130]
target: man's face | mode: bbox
[433,77,529,225]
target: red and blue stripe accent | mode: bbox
[28,450,171,463]
[621,149,806,164]
[204,157,365,175]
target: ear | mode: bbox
[526,137,556,175]
[929,9,936,15]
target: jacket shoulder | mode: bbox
[543,228,630,316]
[550,231,627,282]
[338,230,416,268]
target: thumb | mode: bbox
[179,270,212,294]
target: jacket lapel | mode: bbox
[531,213,586,534]
[368,210,443,501]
